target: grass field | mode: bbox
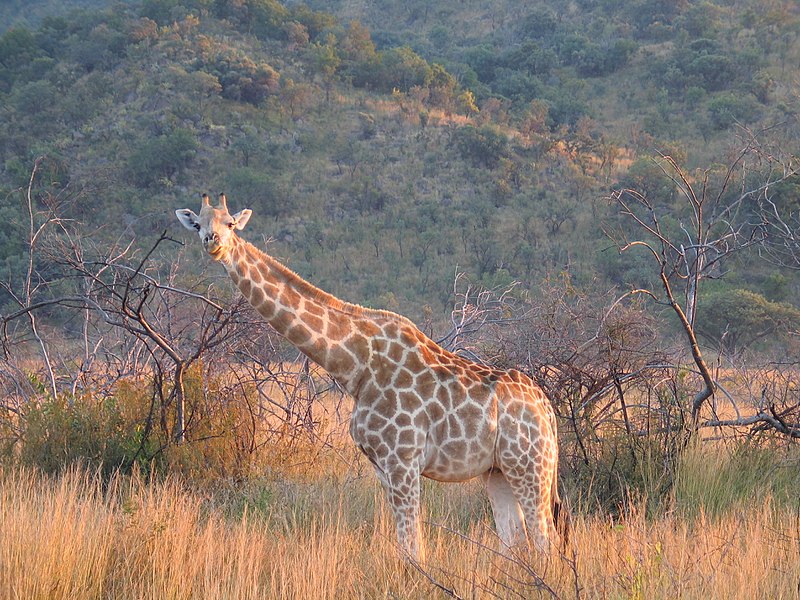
[2,439,799,600]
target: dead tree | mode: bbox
[0,159,248,446]
[436,271,524,363]
[745,127,800,270]
[607,138,800,439]
[1,160,346,462]
[0,157,71,400]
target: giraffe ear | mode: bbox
[231,208,252,230]
[175,209,200,231]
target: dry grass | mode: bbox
[2,453,799,600]
[3,376,799,598]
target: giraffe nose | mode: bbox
[204,232,220,245]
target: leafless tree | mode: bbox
[436,271,525,363]
[606,137,800,439]
[497,277,683,497]
[746,130,800,269]
[0,158,342,460]
[0,157,74,400]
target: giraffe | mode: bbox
[176,193,563,560]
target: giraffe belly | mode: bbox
[421,434,495,482]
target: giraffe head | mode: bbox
[175,193,252,261]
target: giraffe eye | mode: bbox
[193,223,201,231]
[227,221,235,229]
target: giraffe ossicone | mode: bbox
[176,194,564,560]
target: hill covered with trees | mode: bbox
[1,0,799,349]
[1,6,799,567]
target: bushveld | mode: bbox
[2,413,798,600]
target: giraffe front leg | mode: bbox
[372,463,424,562]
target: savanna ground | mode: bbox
[2,391,799,600]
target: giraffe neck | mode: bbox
[221,235,400,393]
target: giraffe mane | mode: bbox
[241,236,418,328]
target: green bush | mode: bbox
[197,49,280,105]
[562,431,675,517]
[16,384,161,477]
[126,128,199,186]
[698,287,800,353]
[451,124,509,168]
[224,167,287,218]
[706,92,761,129]
[9,367,278,483]
[378,46,431,92]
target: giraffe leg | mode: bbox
[504,469,556,553]
[482,470,526,550]
[373,464,424,561]
[496,435,557,553]
[495,405,560,554]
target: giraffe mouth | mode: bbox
[206,244,225,260]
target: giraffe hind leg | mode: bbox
[504,469,554,553]
[483,470,527,550]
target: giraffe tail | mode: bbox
[551,442,571,548]
[551,477,570,548]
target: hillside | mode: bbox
[305,0,800,158]
[0,0,129,31]
[0,0,798,342]
[1,8,799,584]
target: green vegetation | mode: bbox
[0,0,797,334]
[0,5,797,595]
[673,442,800,518]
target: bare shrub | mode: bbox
[0,158,344,477]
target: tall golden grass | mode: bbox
[2,446,799,600]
